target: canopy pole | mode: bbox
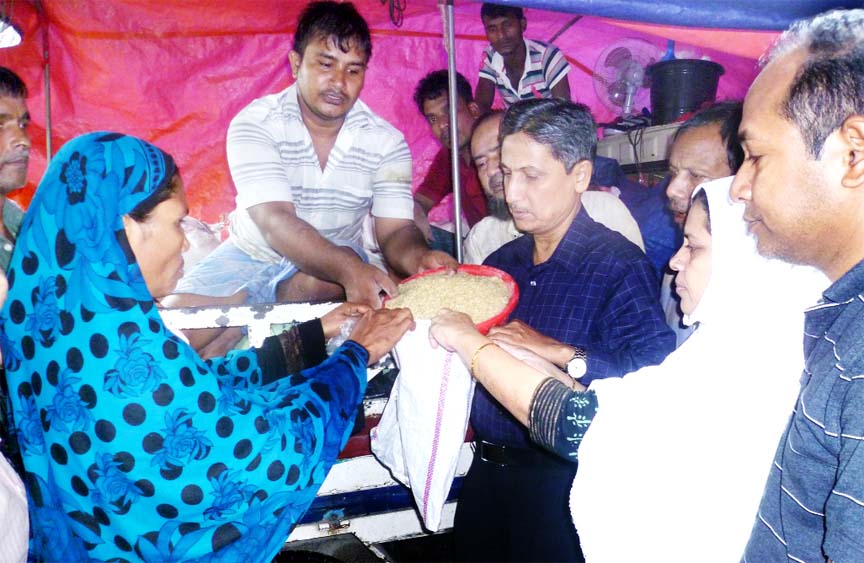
[549,15,582,43]
[37,0,50,162]
[443,0,463,263]
[43,47,50,162]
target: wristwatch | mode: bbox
[565,347,588,380]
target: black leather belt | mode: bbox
[476,440,546,466]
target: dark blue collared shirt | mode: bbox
[593,156,681,277]
[474,207,675,448]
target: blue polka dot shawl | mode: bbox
[0,132,368,562]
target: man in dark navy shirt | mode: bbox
[453,98,675,562]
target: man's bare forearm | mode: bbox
[415,194,436,214]
[379,221,430,275]
[249,203,361,285]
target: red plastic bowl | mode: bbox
[387,264,519,335]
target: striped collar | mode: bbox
[486,38,547,94]
[823,257,864,305]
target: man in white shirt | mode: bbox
[464,110,644,264]
[167,1,454,353]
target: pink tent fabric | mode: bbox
[0,1,773,222]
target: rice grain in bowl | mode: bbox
[384,265,519,334]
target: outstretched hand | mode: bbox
[320,302,370,339]
[428,308,480,352]
[487,320,563,364]
[418,249,459,273]
[348,307,415,365]
[343,263,398,309]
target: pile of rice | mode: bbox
[385,271,510,323]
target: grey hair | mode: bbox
[763,9,864,158]
[499,98,597,173]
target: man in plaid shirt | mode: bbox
[453,98,674,562]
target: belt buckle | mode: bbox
[478,440,508,466]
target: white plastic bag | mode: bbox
[370,320,474,531]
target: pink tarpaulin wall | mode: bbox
[0,1,774,222]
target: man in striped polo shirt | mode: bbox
[168,1,455,354]
[730,9,864,562]
[474,3,571,113]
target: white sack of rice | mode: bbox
[385,271,510,323]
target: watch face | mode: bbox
[567,357,587,378]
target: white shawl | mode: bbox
[569,177,828,563]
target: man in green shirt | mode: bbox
[0,67,31,272]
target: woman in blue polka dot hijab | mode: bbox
[0,132,413,562]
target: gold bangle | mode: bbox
[469,341,496,377]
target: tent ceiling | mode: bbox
[490,0,863,30]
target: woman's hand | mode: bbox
[320,302,370,339]
[348,308,415,365]
[429,308,480,352]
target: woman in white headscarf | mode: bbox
[430,177,827,562]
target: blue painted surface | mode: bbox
[491,0,863,30]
